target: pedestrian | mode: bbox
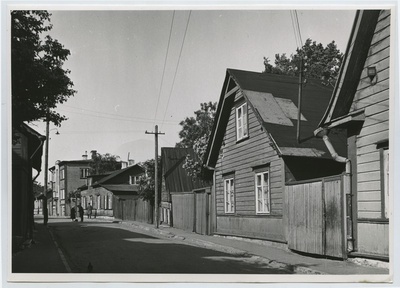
[78,204,84,222]
[71,206,76,221]
[87,203,93,219]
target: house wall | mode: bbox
[12,132,32,242]
[214,91,285,242]
[81,186,114,217]
[61,163,90,216]
[350,10,390,256]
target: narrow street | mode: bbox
[48,218,291,274]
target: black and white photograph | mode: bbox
[3,1,397,286]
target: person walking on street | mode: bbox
[78,205,84,222]
[71,207,76,221]
[87,203,93,219]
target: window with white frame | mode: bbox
[108,194,113,209]
[224,178,235,213]
[236,102,248,141]
[60,189,65,200]
[80,168,89,179]
[255,171,271,214]
[60,168,65,180]
[97,195,101,209]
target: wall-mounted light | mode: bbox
[367,66,377,85]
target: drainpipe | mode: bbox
[205,165,216,235]
[314,127,354,253]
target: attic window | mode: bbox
[236,102,248,141]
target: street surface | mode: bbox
[48,218,291,274]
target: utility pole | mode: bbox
[296,56,307,144]
[43,116,49,225]
[145,125,165,228]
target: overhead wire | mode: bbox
[58,106,179,125]
[153,11,176,126]
[290,11,301,48]
[160,10,192,131]
[293,10,303,47]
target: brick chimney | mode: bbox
[91,150,97,159]
[82,151,88,160]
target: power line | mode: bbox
[57,107,179,125]
[293,10,303,46]
[160,10,192,131]
[153,11,176,125]
[290,11,301,48]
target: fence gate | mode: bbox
[193,188,211,235]
[286,176,345,258]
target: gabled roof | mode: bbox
[319,10,381,127]
[205,69,347,167]
[161,147,204,192]
[93,164,144,186]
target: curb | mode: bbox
[119,220,324,275]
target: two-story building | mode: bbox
[49,151,94,216]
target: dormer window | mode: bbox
[236,102,248,141]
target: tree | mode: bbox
[89,153,121,175]
[137,157,161,205]
[263,38,343,86]
[176,102,217,148]
[176,102,217,180]
[12,11,75,134]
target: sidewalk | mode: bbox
[115,219,390,275]
[12,221,68,273]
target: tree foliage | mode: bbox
[11,10,75,131]
[89,153,121,175]
[176,102,217,149]
[176,102,217,180]
[263,38,343,86]
[137,157,161,205]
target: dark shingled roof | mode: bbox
[101,184,139,193]
[161,147,205,192]
[205,69,347,167]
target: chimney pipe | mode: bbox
[91,150,97,159]
[82,151,88,160]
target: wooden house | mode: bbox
[78,164,145,218]
[204,69,346,244]
[317,10,390,260]
[12,123,45,246]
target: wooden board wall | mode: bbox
[351,10,390,219]
[213,90,284,241]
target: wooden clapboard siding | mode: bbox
[357,222,389,256]
[352,11,390,222]
[214,89,285,240]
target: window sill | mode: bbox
[236,136,249,144]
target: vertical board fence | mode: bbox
[113,197,153,224]
[285,175,345,258]
[194,188,212,235]
[171,192,194,231]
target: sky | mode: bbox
[18,7,357,185]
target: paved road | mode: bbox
[49,218,291,274]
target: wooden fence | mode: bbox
[171,192,194,231]
[113,196,153,224]
[171,187,211,235]
[285,175,345,258]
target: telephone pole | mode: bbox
[145,125,165,228]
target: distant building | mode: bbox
[78,163,144,218]
[49,151,94,216]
